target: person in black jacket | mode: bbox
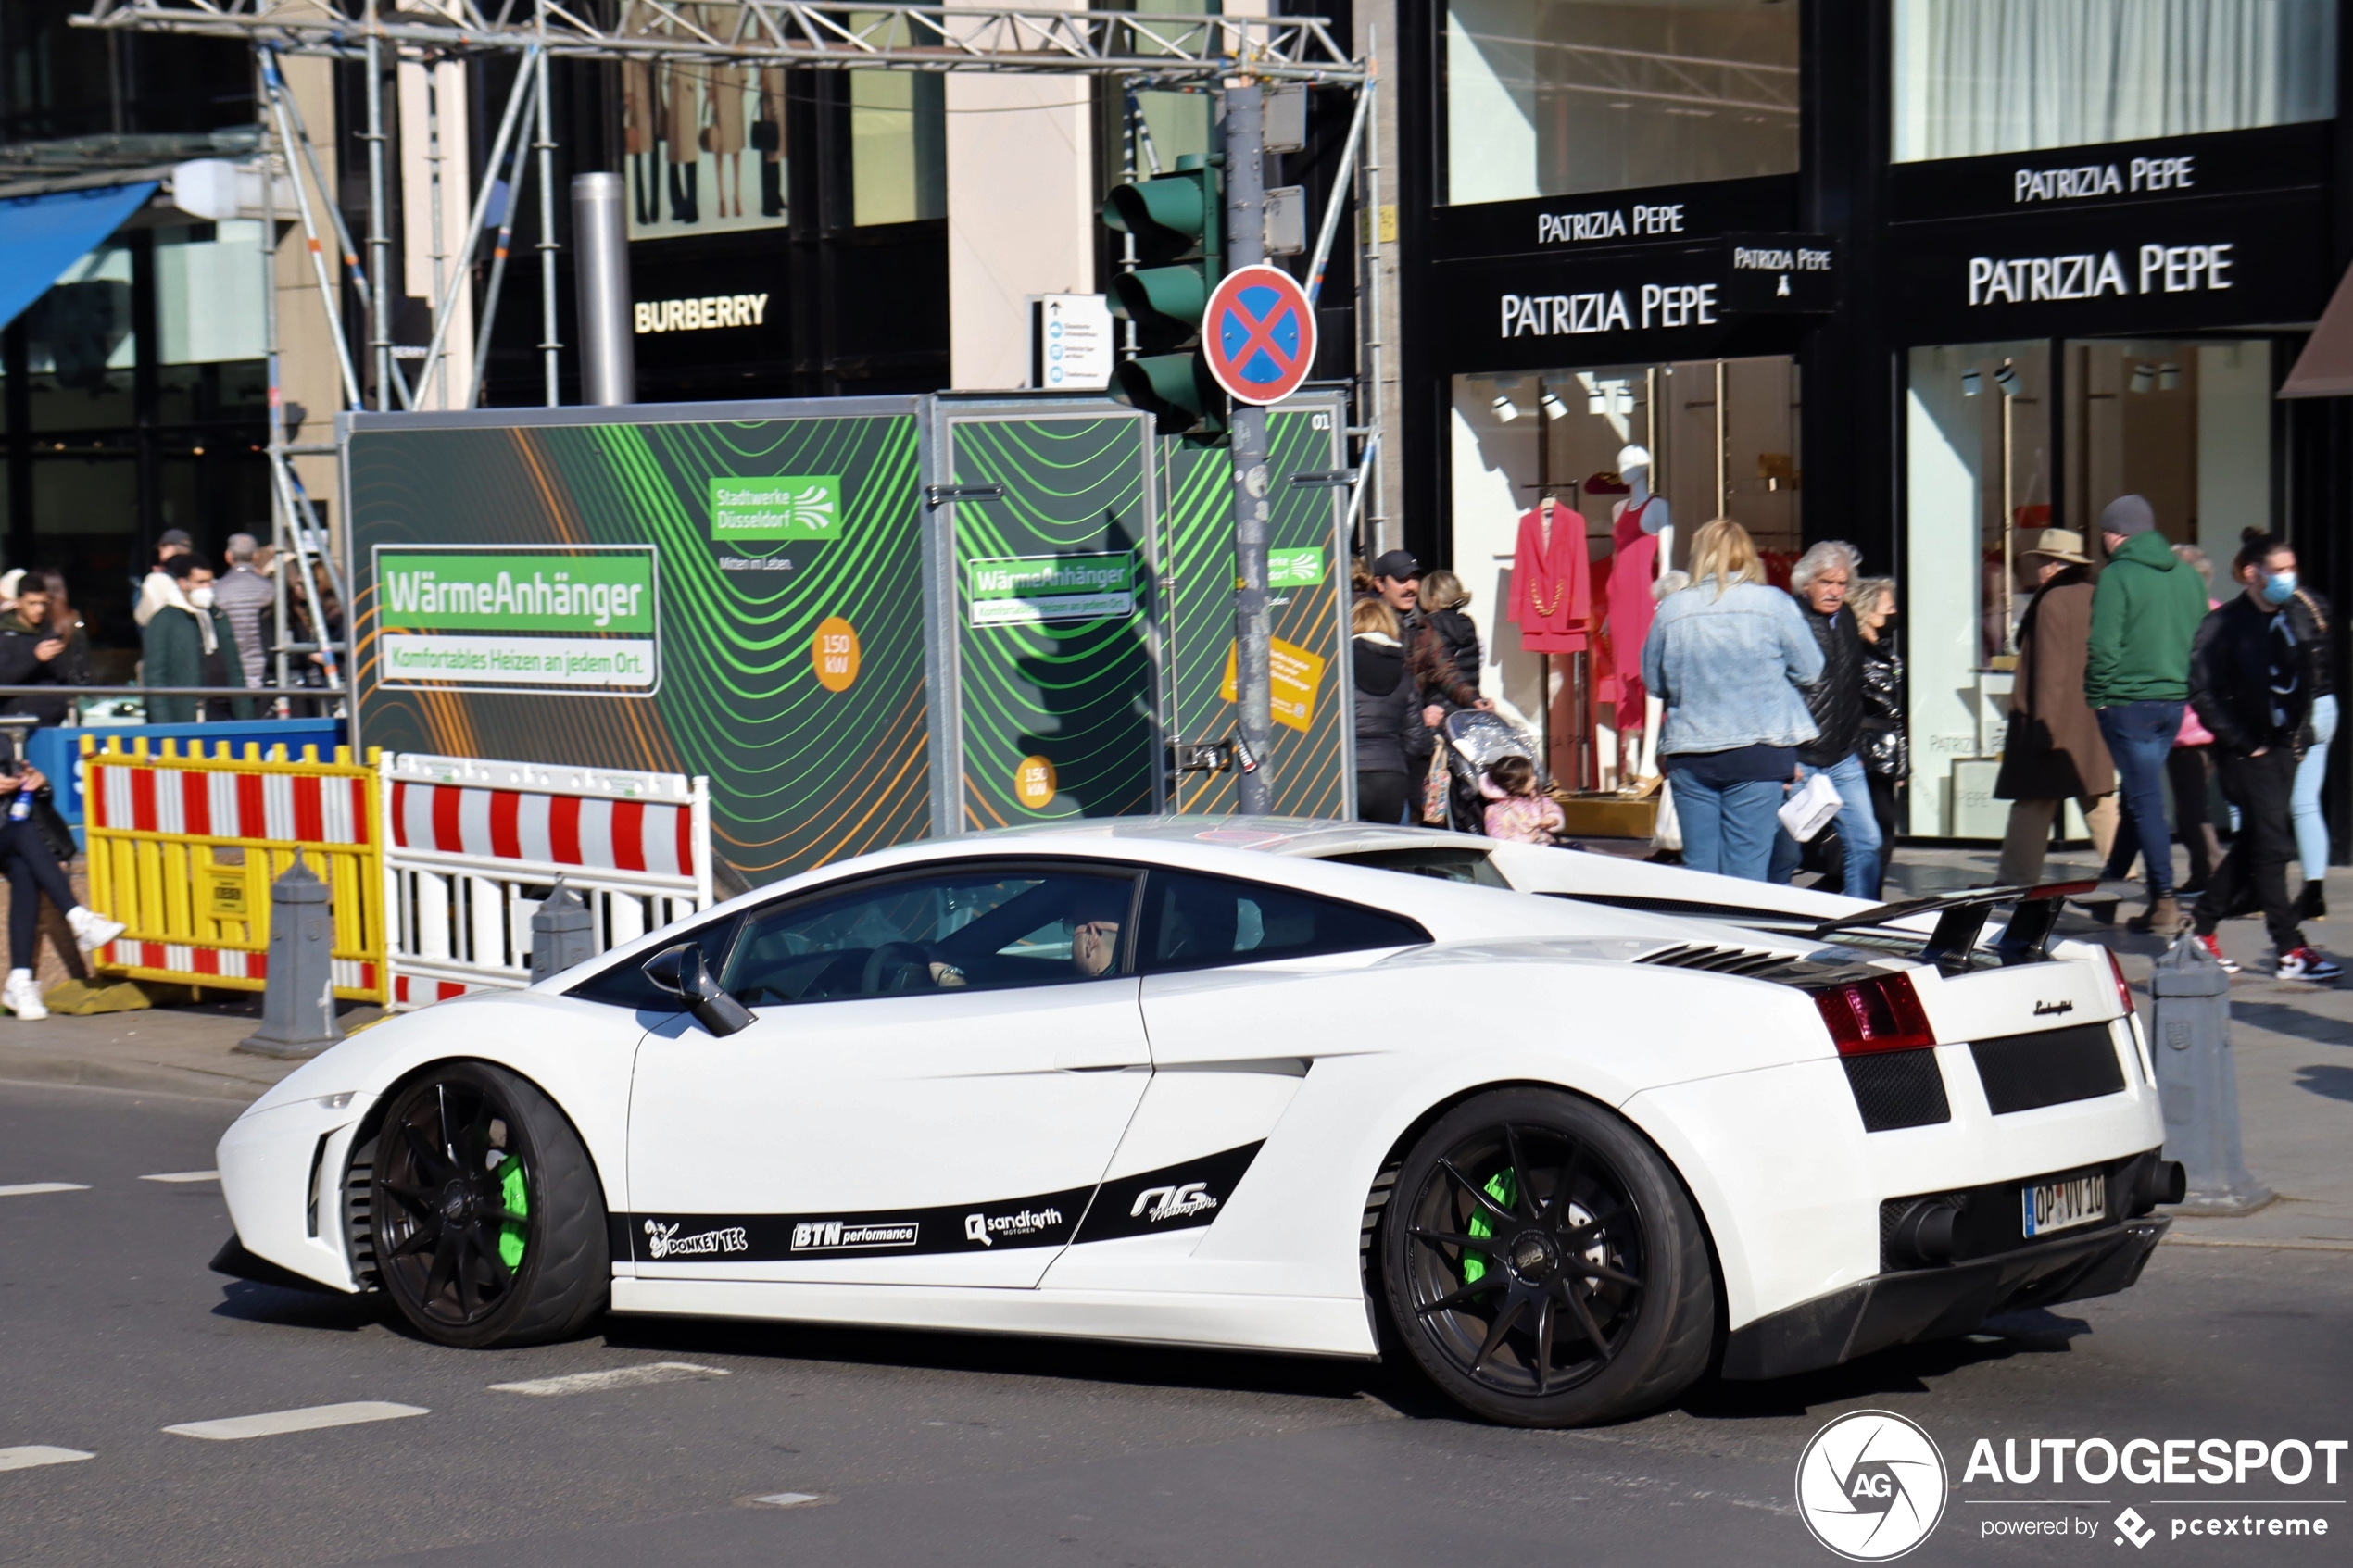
[2186,533,2341,982]
[2284,578,2335,918]
[1351,596,1432,824]
[1768,541,1879,898]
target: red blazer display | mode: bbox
[1506,503,1589,653]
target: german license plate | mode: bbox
[2021,1173,2107,1237]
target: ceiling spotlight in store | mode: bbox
[1961,368,1982,396]
[2130,362,2156,394]
[2158,362,2181,392]
[1540,389,1570,420]
[1491,393,1521,422]
[1993,362,2021,396]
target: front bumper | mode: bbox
[1720,1215,2169,1381]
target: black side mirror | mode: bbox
[641,942,755,1037]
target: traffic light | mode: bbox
[1101,154,1226,443]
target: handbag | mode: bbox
[1421,737,1452,826]
[1777,770,1843,843]
[750,119,780,154]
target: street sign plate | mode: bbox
[1202,264,1316,406]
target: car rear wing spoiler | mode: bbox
[1806,882,2097,967]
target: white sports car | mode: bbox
[215,820,2180,1427]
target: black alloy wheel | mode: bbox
[371,1061,608,1348]
[1381,1087,1716,1427]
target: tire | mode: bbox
[370,1061,609,1348]
[1379,1087,1715,1427]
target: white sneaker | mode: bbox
[66,907,126,956]
[4,970,47,1022]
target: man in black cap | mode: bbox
[133,529,195,628]
[1365,549,1488,726]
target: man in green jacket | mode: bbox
[142,554,257,724]
[2085,495,2208,934]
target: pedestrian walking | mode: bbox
[1351,596,1431,825]
[1417,569,1482,693]
[1768,541,1881,899]
[210,533,274,690]
[2085,495,2207,933]
[29,571,95,690]
[2186,532,2341,982]
[1640,519,1823,882]
[0,760,125,1022]
[1853,575,1907,900]
[1480,754,1565,845]
[132,528,193,628]
[1994,528,2119,885]
[141,555,255,724]
[2283,573,2335,918]
[2165,545,2225,894]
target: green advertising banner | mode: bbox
[941,409,1157,828]
[349,408,930,887]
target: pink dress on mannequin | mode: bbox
[1607,495,1662,724]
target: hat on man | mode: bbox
[158,528,194,547]
[2097,495,2156,539]
[2024,526,2093,566]
[1370,549,1421,582]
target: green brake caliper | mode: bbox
[1462,1169,1516,1284]
[497,1156,529,1270]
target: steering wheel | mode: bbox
[860,940,934,995]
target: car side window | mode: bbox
[566,913,741,1012]
[1138,869,1430,974]
[720,865,1139,1005]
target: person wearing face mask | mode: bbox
[2184,532,2340,982]
[141,554,256,723]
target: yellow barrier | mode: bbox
[80,734,387,1001]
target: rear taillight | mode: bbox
[1812,972,1937,1056]
[2105,947,2137,1017]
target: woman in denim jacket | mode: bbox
[1640,519,1823,880]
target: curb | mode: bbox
[0,1047,292,1103]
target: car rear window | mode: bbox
[1324,847,1509,888]
[1139,869,1429,973]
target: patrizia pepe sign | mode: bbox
[1967,243,2233,306]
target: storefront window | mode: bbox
[1449,356,1801,774]
[1444,0,1799,206]
[1893,0,2336,162]
[1903,337,2272,835]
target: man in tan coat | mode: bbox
[1994,528,2120,884]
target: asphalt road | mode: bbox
[3,1079,2347,1568]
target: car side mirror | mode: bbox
[641,942,755,1037]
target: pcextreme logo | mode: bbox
[1796,1410,1950,1561]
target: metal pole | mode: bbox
[1303,78,1369,307]
[1356,39,1388,553]
[259,52,364,409]
[572,172,636,405]
[409,45,544,412]
[265,43,377,397]
[466,59,544,407]
[365,15,391,410]
[1225,79,1272,815]
[535,45,560,404]
[257,45,291,709]
[424,56,449,408]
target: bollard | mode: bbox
[528,881,597,984]
[239,855,345,1058]
[2150,935,2273,1215]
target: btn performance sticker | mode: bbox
[374,545,659,696]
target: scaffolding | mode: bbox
[70,0,1380,739]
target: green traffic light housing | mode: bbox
[1101,155,1227,443]
[1111,353,1227,443]
[1101,154,1224,266]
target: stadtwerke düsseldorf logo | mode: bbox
[1796,1410,1949,1561]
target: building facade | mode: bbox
[1398,0,2353,855]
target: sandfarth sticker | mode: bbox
[967,552,1134,626]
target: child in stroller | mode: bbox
[1436,709,1565,844]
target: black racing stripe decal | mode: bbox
[617,1143,1267,1263]
[1073,1143,1265,1245]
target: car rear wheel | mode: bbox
[1380,1087,1715,1427]
[371,1062,608,1348]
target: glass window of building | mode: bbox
[1444,0,1800,205]
[1893,0,2337,161]
[1902,338,2273,836]
[849,13,946,227]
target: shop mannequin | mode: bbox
[1608,445,1672,779]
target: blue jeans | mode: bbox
[2294,693,2337,879]
[1768,752,1882,899]
[2096,700,2184,899]
[1668,771,1784,882]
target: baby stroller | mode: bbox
[1429,709,1548,835]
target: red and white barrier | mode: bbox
[382,753,711,1008]
[94,763,370,846]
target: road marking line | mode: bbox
[488,1362,730,1398]
[140,1171,220,1184]
[0,1183,89,1198]
[0,1447,95,1472]
[2163,1235,2353,1253]
[163,1402,429,1441]
[740,1492,832,1510]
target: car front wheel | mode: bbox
[1381,1087,1716,1427]
[371,1062,609,1348]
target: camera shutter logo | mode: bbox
[1795,1410,1947,1561]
